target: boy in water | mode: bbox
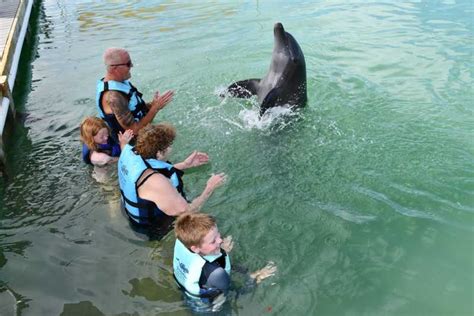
[173,212,276,310]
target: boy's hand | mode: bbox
[250,261,277,284]
[221,235,234,253]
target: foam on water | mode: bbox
[238,105,299,130]
[214,85,300,131]
[214,85,228,98]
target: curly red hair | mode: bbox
[135,123,176,159]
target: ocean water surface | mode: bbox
[0,1,473,315]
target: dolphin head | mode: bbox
[273,22,302,64]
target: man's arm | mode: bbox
[104,91,161,134]
[147,90,174,110]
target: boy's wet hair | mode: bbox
[175,212,217,249]
[135,123,176,159]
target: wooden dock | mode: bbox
[0,0,34,164]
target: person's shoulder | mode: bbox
[104,90,128,106]
[104,89,126,98]
[141,171,171,187]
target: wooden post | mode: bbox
[0,75,14,166]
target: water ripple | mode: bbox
[318,202,377,224]
[353,186,439,221]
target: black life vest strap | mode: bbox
[120,189,146,208]
[172,274,222,299]
[120,189,158,223]
[141,158,186,197]
[136,170,159,189]
[128,82,142,98]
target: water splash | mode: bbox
[238,105,298,130]
[215,85,301,131]
[214,85,228,98]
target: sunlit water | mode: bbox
[0,1,473,315]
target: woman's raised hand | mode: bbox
[184,151,209,168]
[206,173,227,191]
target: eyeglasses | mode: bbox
[109,60,133,68]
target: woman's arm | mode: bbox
[138,172,189,216]
[138,172,227,216]
[185,173,226,212]
[174,151,209,170]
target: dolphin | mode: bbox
[223,22,307,116]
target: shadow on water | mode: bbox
[60,301,105,316]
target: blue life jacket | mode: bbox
[96,79,149,137]
[118,144,185,225]
[81,138,121,165]
[173,238,231,298]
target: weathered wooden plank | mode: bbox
[0,0,20,59]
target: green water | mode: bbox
[1,1,473,315]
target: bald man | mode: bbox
[96,47,174,139]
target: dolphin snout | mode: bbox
[273,22,286,42]
[274,22,284,33]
